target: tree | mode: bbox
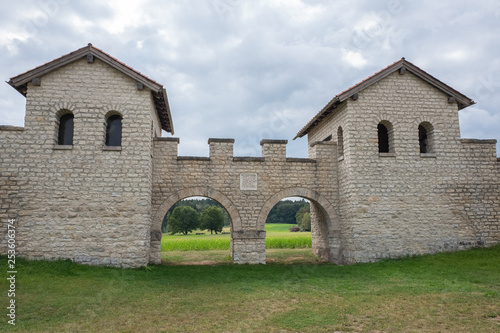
[200,206,224,234]
[168,206,199,235]
[295,204,310,225]
[299,212,311,231]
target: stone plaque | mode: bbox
[240,173,258,191]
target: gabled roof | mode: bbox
[7,44,174,134]
[295,58,475,139]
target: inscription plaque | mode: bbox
[240,173,258,191]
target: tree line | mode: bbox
[162,198,230,234]
[267,199,310,231]
[162,198,311,235]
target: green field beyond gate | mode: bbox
[161,223,311,251]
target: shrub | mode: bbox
[289,226,301,232]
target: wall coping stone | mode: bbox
[461,138,497,144]
[155,137,180,143]
[208,138,235,143]
[310,141,336,147]
[0,125,24,131]
[286,157,316,163]
[260,139,288,145]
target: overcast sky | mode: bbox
[1,0,499,157]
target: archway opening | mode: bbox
[160,196,233,265]
[258,189,342,265]
[264,197,322,264]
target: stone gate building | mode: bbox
[1,44,499,267]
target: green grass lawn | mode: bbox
[1,245,499,332]
[161,223,311,251]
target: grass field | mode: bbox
[161,223,311,251]
[1,245,499,332]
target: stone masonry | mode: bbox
[1,46,498,267]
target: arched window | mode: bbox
[418,122,434,154]
[105,115,122,146]
[58,113,74,145]
[377,121,394,154]
[337,126,344,157]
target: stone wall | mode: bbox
[150,138,342,264]
[308,70,500,263]
[0,58,161,267]
[2,54,498,268]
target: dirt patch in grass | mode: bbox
[161,259,227,266]
[161,248,324,265]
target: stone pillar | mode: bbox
[232,229,266,264]
[310,202,331,261]
[151,137,180,264]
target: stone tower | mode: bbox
[296,58,500,262]
[1,44,173,267]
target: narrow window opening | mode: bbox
[378,123,389,153]
[419,125,428,153]
[418,122,435,154]
[106,115,122,146]
[58,113,74,145]
[337,126,344,157]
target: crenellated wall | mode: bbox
[150,138,342,264]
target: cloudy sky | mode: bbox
[1,0,499,157]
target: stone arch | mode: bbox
[257,187,343,264]
[149,186,243,264]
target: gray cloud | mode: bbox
[1,0,499,156]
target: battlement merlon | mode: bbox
[208,138,235,160]
[309,141,337,160]
[260,139,287,160]
[153,137,179,160]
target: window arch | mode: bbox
[105,114,122,146]
[57,113,74,145]
[377,120,394,154]
[418,122,434,154]
[337,126,344,157]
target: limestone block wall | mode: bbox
[0,58,161,267]
[151,138,342,264]
[308,70,500,263]
[0,127,24,253]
